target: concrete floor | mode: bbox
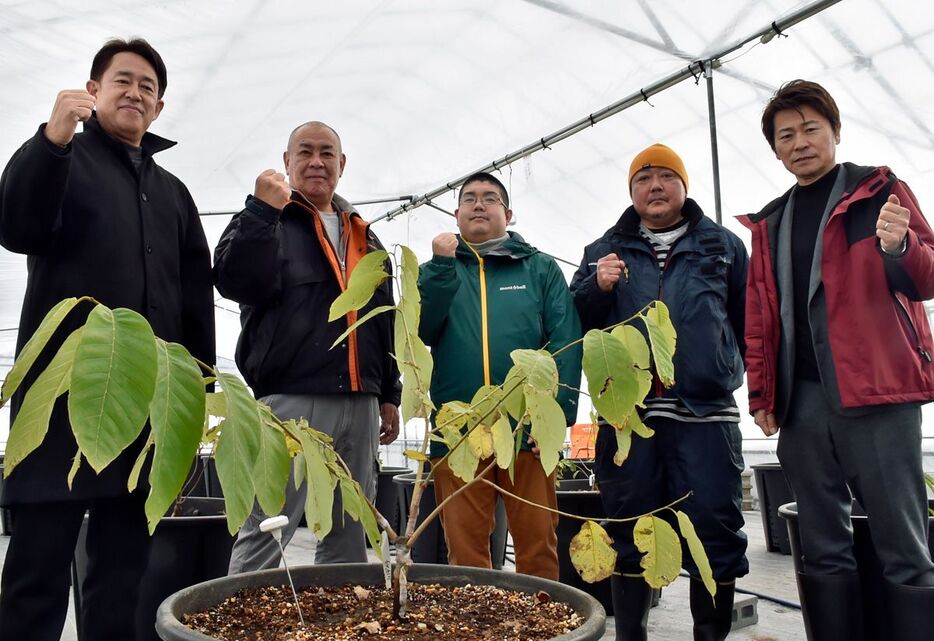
[0,507,807,641]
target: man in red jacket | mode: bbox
[741,80,934,640]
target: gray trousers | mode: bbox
[227,393,379,574]
[778,380,934,585]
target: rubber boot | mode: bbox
[885,579,934,641]
[610,575,652,641]
[797,571,864,641]
[689,579,734,641]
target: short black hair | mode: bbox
[459,172,509,206]
[761,80,841,152]
[90,38,168,99]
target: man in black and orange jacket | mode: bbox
[742,80,934,640]
[214,121,400,572]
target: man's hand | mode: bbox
[596,253,627,293]
[877,194,910,254]
[526,434,541,460]
[753,409,779,436]
[432,232,458,258]
[45,90,96,147]
[379,403,400,445]
[254,169,291,210]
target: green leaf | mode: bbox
[128,433,154,493]
[215,372,262,534]
[634,515,682,588]
[205,392,227,418]
[525,389,566,476]
[629,410,655,439]
[354,479,383,558]
[1,297,79,405]
[610,325,651,371]
[501,365,527,421]
[676,510,716,599]
[613,424,632,466]
[294,451,306,489]
[642,301,677,387]
[69,307,157,472]
[330,305,394,349]
[145,341,206,532]
[582,330,641,429]
[296,429,336,539]
[253,421,290,518]
[398,246,421,332]
[328,250,389,321]
[511,349,558,395]
[491,414,514,470]
[4,328,82,477]
[395,323,434,423]
[569,521,617,583]
[339,477,362,523]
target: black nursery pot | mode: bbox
[155,562,607,641]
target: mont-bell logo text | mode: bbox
[499,284,527,292]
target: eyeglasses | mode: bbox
[459,193,505,207]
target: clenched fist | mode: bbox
[432,232,459,257]
[877,194,910,254]
[596,253,628,292]
[254,169,291,210]
[44,90,96,147]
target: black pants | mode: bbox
[0,493,152,641]
[779,379,934,585]
[595,418,749,580]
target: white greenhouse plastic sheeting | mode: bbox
[1,0,933,444]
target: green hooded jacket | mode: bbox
[418,232,583,458]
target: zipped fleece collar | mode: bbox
[454,231,539,261]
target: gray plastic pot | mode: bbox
[155,562,606,641]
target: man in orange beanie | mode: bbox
[571,143,749,641]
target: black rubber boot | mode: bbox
[689,579,734,641]
[797,571,864,641]
[885,579,934,641]
[610,574,652,641]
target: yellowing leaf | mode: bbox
[297,430,336,539]
[398,246,421,331]
[676,510,716,599]
[467,423,495,459]
[582,330,641,429]
[446,435,479,483]
[403,449,429,462]
[491,414,514,469]
[634,515,682,588]
[569,521,617,583]
[328,250,389,321]
[642,302,677,388]
[205,392,227,418]
[394,316,435,423]
[613,424,632,466]
[1,297,78,405]
[610,325,651,371]
[501,365,527,421]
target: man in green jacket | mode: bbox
[418,172,582,579]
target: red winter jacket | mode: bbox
[739,164,934,416]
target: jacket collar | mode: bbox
[83,113,176,157]
[288,190,361,218]
[455,230,538,261]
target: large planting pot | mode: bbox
[155,562,606,641]
[751,462,793,554]
[779,500,934,640]
[393,470,508,568]
[72,497,234,641]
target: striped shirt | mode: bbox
[637,219,740,425]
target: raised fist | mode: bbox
[432,232,459,257]
[254,169,291,210]
[44,90,96,147]
[877,194,910,254]
[595,253,628,292]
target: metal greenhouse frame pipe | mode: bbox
[373,0,841,224]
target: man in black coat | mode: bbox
[0,38,214,641]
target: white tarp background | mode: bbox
[1,0,933,448]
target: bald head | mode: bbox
[288,121,342,153]
[283,120,346,212]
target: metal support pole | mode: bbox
[705,62,723,224]
[371,0,841,224]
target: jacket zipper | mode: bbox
[464,243,492,386]
[892,294,932,364]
